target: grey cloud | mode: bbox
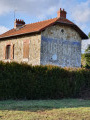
[0,26,9,34]
[0,0,62,16]
[0,0,89,34]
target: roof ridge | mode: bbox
[26,17,57,26]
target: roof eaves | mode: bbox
[72,24,88,39]
[0,19,58,39]
[0,30,41,39]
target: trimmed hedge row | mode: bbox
[0,62,90,100]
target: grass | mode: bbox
[0,99,90,120]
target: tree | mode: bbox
[85,45,90,68]
[88,32,90,38]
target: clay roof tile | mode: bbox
[0,17,88,39]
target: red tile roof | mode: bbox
[0,17,88,39]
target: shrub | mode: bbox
[0,62,90,100]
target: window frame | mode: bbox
[4,43,14,60]
[5,45,11,60]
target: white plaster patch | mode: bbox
[52,54,57,61]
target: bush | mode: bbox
[0,62,90,100]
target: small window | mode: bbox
[61,29,64,33]
[6,45,11,59]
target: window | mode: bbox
[6,45,11,59]
[23,41,29,59]
[61,29,64,33]
[4,44,14,60]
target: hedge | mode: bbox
[0,61,90,100]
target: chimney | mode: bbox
[57,8,67,19]
[14,19,25,29]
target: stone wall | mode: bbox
[0,24,82,67]
[0,34,41,65]
[41,25,82,67]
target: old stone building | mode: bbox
[0,8,88,67]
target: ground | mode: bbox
[0,99,90,120]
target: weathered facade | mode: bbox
[41,25,81,67]
[0,8,88,67]
[0,34,41,65]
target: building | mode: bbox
[0,8,88,67]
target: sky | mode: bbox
[0,0,90,51]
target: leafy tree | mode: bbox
[85,45,90,68]
[81,53,86,67]
[88,32,90,38]
[86,45,90,52]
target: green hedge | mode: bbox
[0,62,90,100]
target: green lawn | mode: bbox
[0,99,90,120]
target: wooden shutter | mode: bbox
[11,44,14,60]
[23,40,29,59]
[3,45,6,59]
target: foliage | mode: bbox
[84,45,90,67]
[81,53,86,67]
[88,32,90,38]
[81,45,90,68]
[0,62,90,100]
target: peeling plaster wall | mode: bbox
[41,25,82,67]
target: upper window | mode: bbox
[6,45,11,59]
[61,29,64,33]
